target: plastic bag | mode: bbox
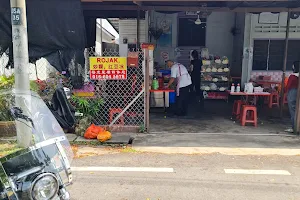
[97,131,112,143]
[84,124,105,139]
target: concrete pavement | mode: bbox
[132,133,300,155]
[68,153,300,200]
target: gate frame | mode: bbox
[107,44,153,133]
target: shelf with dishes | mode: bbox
[201,64,230,73]
[201,84,228,92]
[201,74,229,83]
[200,57,230,100]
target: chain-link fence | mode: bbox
[0,53,58,79]
[83,47,145,131]
[1,47,146,133]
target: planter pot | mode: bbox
[0,121,16,137]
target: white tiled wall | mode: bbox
[251,70,293,81]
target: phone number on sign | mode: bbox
[90,74,127,80]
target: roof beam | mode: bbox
[81,0,289,2]
[82,4,300,12]
[142,6,300,12]
[83,4,139,10]
[81,0,103,1]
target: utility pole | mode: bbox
[280,10,290,118]
[10,0,32,148]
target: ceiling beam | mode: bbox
[83,4,139,10]
[82,4,300,12]
[81,0,289,2]
[81,0,101,1]
[142,6,300,12]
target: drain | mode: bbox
[128,137,134,145]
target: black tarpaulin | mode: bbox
[0,0,87,79]
[49,86,76,130]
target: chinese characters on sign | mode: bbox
[89,57,127,80]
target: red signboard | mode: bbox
[141,43,155,50]
[89,70,127,80]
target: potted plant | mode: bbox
[0,75,16,137]
[0,75,40,137]
[71,95,104,136]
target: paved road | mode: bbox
[69,153,300,200]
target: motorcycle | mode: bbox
[0,90,73,200]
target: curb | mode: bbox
[132,146,300,156]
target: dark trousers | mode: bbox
[190,78,204,106]
[176,86,190,116]
[191,76,200,94]
[287,88,297,129]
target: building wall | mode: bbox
[118,19,147,56]
[206,12,235,62]
[96,26,115,44]
[149,11,178,66]
[119,19,147,44]
[231,13,245,77]
[150,11,236,69]
[252,12,300,39]
[241,12,300,86]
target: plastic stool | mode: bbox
[232,100,247,120]
[241,105,257,127]
[264,96,269,105]
[268,92,280,108]
[109,108,124,125]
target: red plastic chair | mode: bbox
[268,92,280,108]
[109,75,141,125]
[241,105,257,127]
[232,100,247,120]
[109,108,125,125]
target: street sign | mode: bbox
[11,7,22,25]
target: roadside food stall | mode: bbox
[78,0,300,134]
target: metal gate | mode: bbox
[85,47,145,132]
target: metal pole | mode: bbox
[109,89,145,127]
[100,18,103,56]
[137,9,140,49]
[280,10,290,118]
[10,0,32,147]
[144,48,150,133]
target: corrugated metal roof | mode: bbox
[107,18,119,33]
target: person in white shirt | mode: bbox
[165,60,192,116]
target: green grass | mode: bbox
[70,140,105,146]
[121,147,140,153]
[0,142,23,157]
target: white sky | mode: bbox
[96,18,119,39]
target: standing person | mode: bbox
[190,50,203,105]
[165,60,192,116]
[285,61,300,133]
